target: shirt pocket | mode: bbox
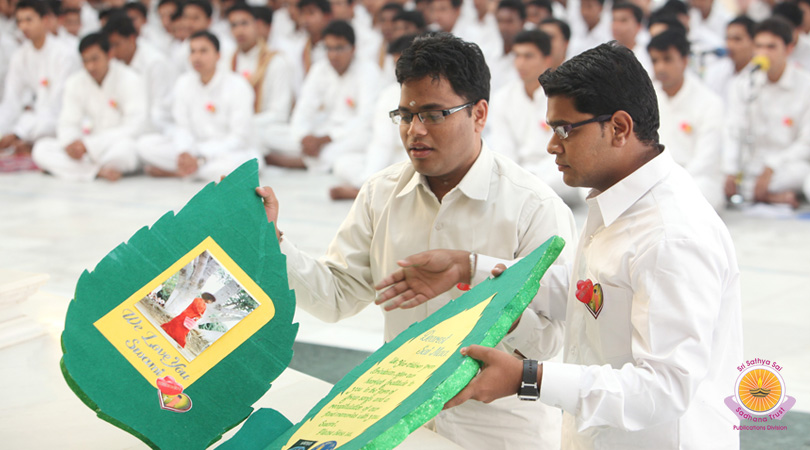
[593,282,634,367]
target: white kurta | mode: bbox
[656,74,725,209]
[128,42,177,131]
[281,143,578,449]
[137,67,260,181]
[488,81,585,205]
[0,34,79,141]
[230,44,294,148]
[31,60,148,180]
[723,64,810,196]
[333,82,408,187]
[268,58,380,172]
[479,151,742,449]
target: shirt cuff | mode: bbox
[472,254,518,285]
[539,361,584,413]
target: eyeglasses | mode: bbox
[550,114,613,140]
[389,102,474,125]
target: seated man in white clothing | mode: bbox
[32,32,148,181]
[225,2,293,150]
[138,30,258,181]
[264,20,380,172]
[612,2,653,76]
[328,33,416,200]
[0,0,79,156]
[489,0,525,91]
[724,17,810,207]
[256,32,576,450]
[703,15,755,103]
[489,29,584,205]
[567,0,611,57]
[648,29,725,209]
[103,13,176,131]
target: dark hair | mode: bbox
[79,32,111,53]
[429,0,462,9]
[190,29,220,51]
[201,292,216,302]
[393,10,426,30]
[648,11,687,34]
[728,15,755,38]
[298,0,331,14]
[102,13,138,37]
[388,33,417,54]
[186,0,213,18]
[16,0,51,17]
[124,2,148,19]
[540,17,571,41]
[253,6,273,24]
[514,29,551,55]
[226,2,256,18]
[612,1,643,23]
[647,28,689,56]
[98,7,122,22]
[396,32,490,103]
[381,2,404,15]
[582,0,606,7]
[772,2,803,28]
[323,19,355,46]
[61,7,81,16]
[171,3,184,21]
[498,0,527,20]
[754,16,794,45]
[158,0,180,10]
[46,0,60,15]
[538,42,661,151]
[657,0,688,16]
[526,0,553,15]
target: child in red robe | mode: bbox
[161,292,216,348]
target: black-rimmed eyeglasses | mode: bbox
[389,103,474,125]
[551,114,613,140]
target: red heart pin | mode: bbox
[576,279,594,303]
[156,376,183,395]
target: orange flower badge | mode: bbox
[680,121,693,134]
[241,70,251,80]
[40,78,49,87]
[205,102,216,113]
[345,97,355,108]
[109,99,118,109]
[783,117,794,127]
[540,121,551,131]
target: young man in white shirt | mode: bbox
[225,3,294,150]
[489,28,584,205]
[724,17,810,207]
[103,13,176,132]
[488,0,524,91]
[32,32,148,181]
[0,0,79,155]
[138,30,258,181]
[256,32,577,450]
[377,41,743,450]
[611,2,652,76]
[648,29,725,209]
[264,20,380,172]
[703,15,755,103]
[566,0,610,58]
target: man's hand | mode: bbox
[754,168,773,203]
[724,174,738,199]
[374,250,470,310]
[301,135,331,157]
[65,140,87,160]
[255,186,282,240]
[444,345,524,409]
[177,152,199,176]
[0,133,18,149]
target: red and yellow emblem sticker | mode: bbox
[576,279,603,319]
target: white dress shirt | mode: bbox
[656,73,724,208]
[723,64,810,195]
[478,150,742,449]
[31,60,148,180]
[129,42,177,131]
[230,43,294,127]
[488,81,585,204]
[0,34,79,140]
[281,142,578,449]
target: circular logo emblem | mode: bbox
[735,365,784,415]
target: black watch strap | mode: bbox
[518,359,540,401]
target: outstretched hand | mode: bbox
[374,250,470,311]
[444,345,524,410]
[255,186,282,240]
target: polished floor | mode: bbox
[1,165,809,448]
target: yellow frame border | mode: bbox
[94,236,275,388]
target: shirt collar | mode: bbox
[397,141,493,201]
[774,63,797,90]
[590,150,674,227]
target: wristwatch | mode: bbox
[518,359,540,401]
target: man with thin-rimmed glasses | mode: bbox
[255,32,577,449]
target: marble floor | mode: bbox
[1,164,809,446]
